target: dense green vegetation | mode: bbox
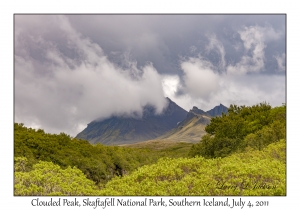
[98,140,286,196]
[14,123,191,185]
[14,157,100,196]
[189,103,286,158]
[14,140,285,196]
[14,102,286,196]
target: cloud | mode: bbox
[274,53,286,72]
[205,34,226,71]
[180,56,220,100]
[227,25,282,75]
[214,74,285,108]
[15,15,168,136]
[189,45,197,54]
[161,75,181,98]
[62,15,286,77]
[161,26,285,111]
[14,15,286,136]
[162,60,285,111]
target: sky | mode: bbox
[14,14,286,137]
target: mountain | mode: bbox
[153,104,228,143]
[206,103,228,117]
[76,98,188,145]
[157,106,211,143]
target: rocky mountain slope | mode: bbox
[76,98,188,145]
[157,106,211,143]
[76,99,228,145]
[206,103,228,117]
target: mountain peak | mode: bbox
[206,104,228,117]
[76,97,188,145]
[192,106,198,110]
[190,106,207,116]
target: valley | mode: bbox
[14,102,286,196]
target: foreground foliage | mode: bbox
[14,123,191,185]
[14,102,286,196]
[99,140,286,196]
[14,157,100,196]
[14,140,285,196]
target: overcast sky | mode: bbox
[14,14,286,136]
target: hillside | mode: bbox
[157,106,211,143]
[76,98,188,145]
[149,104,228,143]
[76,100,229,145]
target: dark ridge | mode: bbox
[76,98,188,145]
[206,104,228,117]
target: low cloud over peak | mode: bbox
[15,15,285,136]
[15,15,168,136]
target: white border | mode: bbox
[2,1,298,209]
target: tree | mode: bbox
[190,103,285,158]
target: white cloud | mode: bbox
[161,75,180,98]
[180,56,220,100]
[164,63,285,111]
[227,25,282,75]
[14,15,286,136]
[215,74,285,108]
[164,36,285,111]
[15,16,168,136]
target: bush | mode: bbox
[98,140,286,196]
[14,158,100,196]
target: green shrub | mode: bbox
[98,140,286,196]
[14,159,100,196]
